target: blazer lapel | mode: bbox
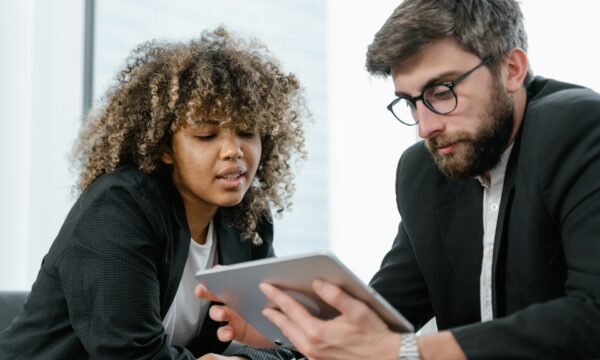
[214,210,252,265]
[436,179,484,317]
[160,177,191,318]
[491,133,522,317]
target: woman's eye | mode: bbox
[195,134,216,140]
[238,131,256,138]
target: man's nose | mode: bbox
[416,103,445,139]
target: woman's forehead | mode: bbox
[179,116,260,130]
[172,98,270,132]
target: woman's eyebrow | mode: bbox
[194,119,220,126]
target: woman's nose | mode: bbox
[220,132,244,161]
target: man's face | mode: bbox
[391,38,515,179]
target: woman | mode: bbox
[0,27,307,359]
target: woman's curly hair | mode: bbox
[72,27,308,245]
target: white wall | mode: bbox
[0,0,35,290]
[328,0,416,282]
[521,0,600,90]
[0,0,83,290]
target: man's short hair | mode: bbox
[366,0,532,83]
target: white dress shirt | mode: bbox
[476,144,513,322]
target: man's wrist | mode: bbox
[399,333,421,360]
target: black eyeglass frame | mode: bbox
[386,56,493,126]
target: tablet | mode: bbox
[195,252,413,349]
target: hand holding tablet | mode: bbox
[195,252,413,349]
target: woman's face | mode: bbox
[161,120,262,213]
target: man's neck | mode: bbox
[509,86,528,144]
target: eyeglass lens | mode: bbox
[390,84,457,125]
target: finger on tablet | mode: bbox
[259,283,321,331]
[195,283,222,302]
[312,279,369,315]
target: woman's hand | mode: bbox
[195,283,274,348]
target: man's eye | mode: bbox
[428,86,453,101]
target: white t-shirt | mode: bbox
[162,220,217,346]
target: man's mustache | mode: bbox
[425,132,473,151]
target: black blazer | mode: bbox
[370,77,600,359]
[0,166,278,359]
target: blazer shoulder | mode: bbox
[80,166,181,223]
[394,141,454,218]
[86,166,165,200]
[397,141,432,178]
[44,167,176,268]
[525,77,600,137]
[396,141,445,193]
[520,79,600,172]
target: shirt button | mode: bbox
[490,203,499,211]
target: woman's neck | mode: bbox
[181,198,218,245]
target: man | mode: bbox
[198,0,600,358]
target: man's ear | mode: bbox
[503,47,528,93]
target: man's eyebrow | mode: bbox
[394,90,412,98]
[394,70,461,98]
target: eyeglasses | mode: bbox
[386,56,492,126]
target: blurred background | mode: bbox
[1,0,599,290]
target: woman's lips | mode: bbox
[216,169,246,189]
[218,172,244,180]
[218,176,243,189]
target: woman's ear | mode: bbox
[160,145,174,165]
[503,47,528,93]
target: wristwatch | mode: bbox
[399,333,421,360]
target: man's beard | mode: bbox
[424,82,515,180]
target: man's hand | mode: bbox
[195,283,274,348]
[259,279,401,360]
